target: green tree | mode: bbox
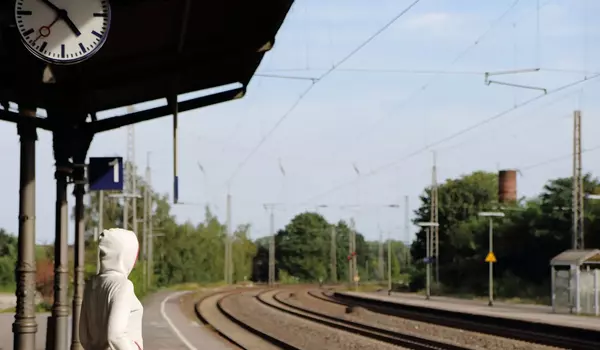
[232,224,256,283]
[275,212,330,281]
[78,164,259,292]
[0,228,17,288]
[409,170,600,300]
[411,171,498,292]
[387,241,401,281]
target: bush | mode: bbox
[278,270,300,284]
[36,259,54,305]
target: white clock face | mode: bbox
[14,0,111,65]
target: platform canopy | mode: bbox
[0,0,293,130]
[550,249,600,267]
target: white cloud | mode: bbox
[404,12,454,30]
[398,11,475,38]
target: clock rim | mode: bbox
[14,0,112,66]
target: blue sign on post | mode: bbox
[88,157,124,191]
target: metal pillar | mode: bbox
[268,208,275,286]
[350,219,358,290]
[330,227,337,283]
[97,191,104,274]
[425,227,431,300]
[147,191,154,289]
[387,233,392,292]
[430,152,439,285]
[378,232,384,281]
[123,163,129,230]
[488,218,494,307]
[51,156,70,350]
[142,154,150,291]
[171,100,179,204]
[348,219,353,286]
[13,108,38,350]
[146,158,153,289]
[572,110,584,250]
[404,195,410,268]
[225,193,232,284]
[71,162,86,350]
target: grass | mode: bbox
[169,281,228,291]
[335,282,388,293]
[0,284,15,293]
[413,290,551,306]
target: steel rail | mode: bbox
[258,288,467,350]
[330,291,600,350]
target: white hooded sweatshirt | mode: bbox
[80,228,144,350]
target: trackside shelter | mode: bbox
[550,249,600,315]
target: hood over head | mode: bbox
[98,228,139,276]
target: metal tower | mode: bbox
[263,203,282,286]
[123,106,138,233]
[404,195,411,267]
[349,218,358,289]
[430,152,439,284]
[330,226,337,283]
[348,219,353,285]
[225,193,233,284]
[269,208,275,285]
[573,110,584,250]
[378,230,384,281]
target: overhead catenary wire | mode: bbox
[299,73,600,206]
[323,0,525,160]
[520,144,600,172]
[433,86,591,156]
[224,0,423,187]
[431,74,600,164]
[258,67,600,77]
[259,0,561,75]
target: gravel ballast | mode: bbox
[220,290,404,350]
[278,290,563,350]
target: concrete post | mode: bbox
[13,108,38,350]
[550,266,556,313]
[568,267,573,314]
[575,266,581,314]
[594,269,599,316]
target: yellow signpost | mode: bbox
[485,252,497,263]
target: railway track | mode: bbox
[196,287,471,349]
[195,288,298,350]
[329,290,600,350]
[196,286,598,350]
[259,288,469,350]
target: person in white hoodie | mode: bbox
[80,228,144,350]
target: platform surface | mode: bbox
[144,290,234,350]
[338,291,600,331]
[0,291,232,350]
[0,313,70,350]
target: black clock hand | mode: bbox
[40,0,60,13]
[61,14,81,36]
[39,0,81,36]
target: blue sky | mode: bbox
[2,0,600,244]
